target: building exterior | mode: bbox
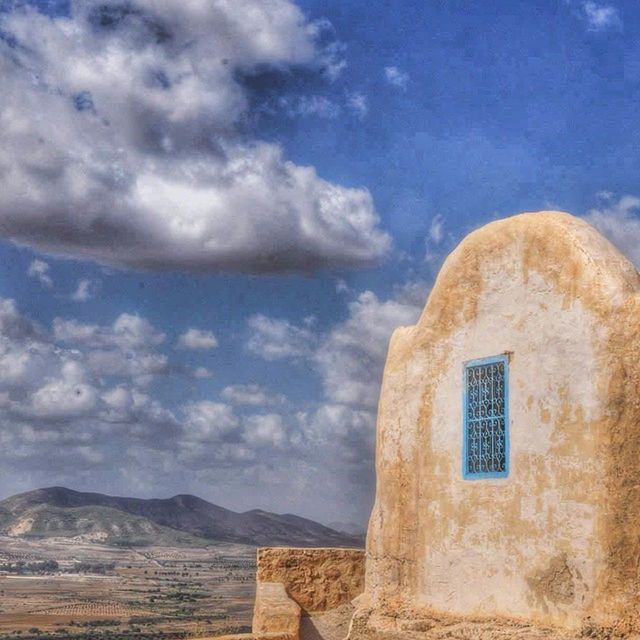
[356,211,640,636]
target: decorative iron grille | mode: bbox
[463,356,508,478]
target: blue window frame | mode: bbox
[463,355,509,479]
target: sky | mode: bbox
[0,0,639,527]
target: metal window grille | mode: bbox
[463,356,509,479]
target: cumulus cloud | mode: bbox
[0,298,40,339]
[384,66,409,89]
[30,362,98,419]
[243,414,288,449]
[242,281,427,520]
[53,313,167,385]
[176,328,218,351]
[565,0,622,31]
[2,293,390,519]
[425,213,452,266]
[315,286,425,408]
[27,259,53,289]
[1,261,431,524]
[582,1,622,31]
[347,92,368,119]
[247,284,426,408]
[0,292,403,522]
[71,278,95,302]
[191,366,214,380]
[53,313,165,350]
[295,403,377,467]
[246,314,316,360]
[0,0,390,273]
[221,384,286,406]
[183,401,240,443]
[277,95,342,119]
[290,283,425,518]
[0,306,170,416]
[429,215,444,244]
[179,401,292,463]
[583,194,640,265]
[0,299,204,499]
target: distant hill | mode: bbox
[328,521,366,537]
[0,487,363,548]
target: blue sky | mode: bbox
[0,0,638,526]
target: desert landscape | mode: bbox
[0,535,256,639]
[0,536,255,640]
[0,488,362,640]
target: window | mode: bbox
[463,355,509,479]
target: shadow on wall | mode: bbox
[299,618,325,640]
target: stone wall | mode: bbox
[252,582,301,640]
[257,547,365,613]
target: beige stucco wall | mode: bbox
[252,581,301,640]
[257,547,365,613]
[361,212,640,634]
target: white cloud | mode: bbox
[0,297,333,512]
[183,401,240,442]
[582,1,621,31]
[0,298,40,341]
[100,386,174,427]
[71,278,95,302]
[102,386,135,414]
[74,446,106,465]
[114,314,161,349]
[221,384,286,406]
[347,92,368,119]
[53,313,167,385]
[53,313,165,350]
[320,38,348,81]
[178,400,274,465]
[315,287,424,408]
[384,66,409,89]
[51,318,99,345]
[0,1,390,273]
[191,366,214,379]
[177,328,218,351]
[583,194,640,265]
[27,259,53,289]
[243,414,288,449]
[30,363,98,419]
[178,402,291,466]
[295,403,375,463]
[278,95,341,119]
[0,300,170,425]
[240,280,427,521]
[246,314,316,360]
[425,213,451,265]
[86,349,168,385]
[429,215,444,244]
[0,269,431,523]
[246,284,426,409]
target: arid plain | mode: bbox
[0,535,256,639]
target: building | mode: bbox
[355,211,640,637]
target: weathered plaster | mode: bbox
[252,581,301,640]
[360,212,640,636]
[256,547,365,613]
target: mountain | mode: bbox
[328,521,367,537]
[0,487,363,548]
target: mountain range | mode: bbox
[0,487,363,548]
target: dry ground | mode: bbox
[0,535,256,639]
